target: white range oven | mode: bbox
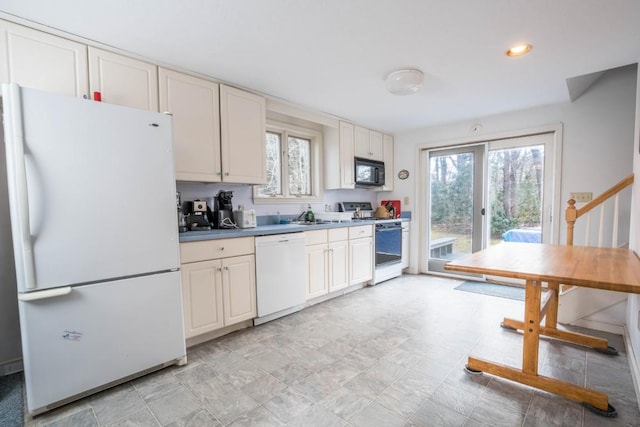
[373,221,403,284]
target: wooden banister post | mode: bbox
[562,199,578,293]
[565,199,577,246]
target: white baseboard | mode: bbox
[623,325,640,411]
[0,358,22,376]
[569,318,625,335]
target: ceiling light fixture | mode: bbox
[506,43,533,57]
[385,69,424,95]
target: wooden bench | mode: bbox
[430,237,457,258]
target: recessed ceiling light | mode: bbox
[506,44,533,57]
[385,69,424,95]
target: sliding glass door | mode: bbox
[427,145,484,274]
[424,131,558,275]
[488,141,544,246]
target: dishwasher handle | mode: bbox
[255,232,305,247]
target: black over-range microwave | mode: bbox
[354,157,385,187]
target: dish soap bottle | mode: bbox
[305,204,315,223]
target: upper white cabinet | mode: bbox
[326,122,393,190]
[88,47,158,111]
[159,73,266,184]
[159,68,222,182]
[355,125,383,161]
[0,20,88,98]
[220,85,266,184]
[381,134,394,191]
[324,121,355,189]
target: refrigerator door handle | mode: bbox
[4,83,37,290]
[18,286,72,302]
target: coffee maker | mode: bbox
[213,190,236,229]
[182,199,213,231]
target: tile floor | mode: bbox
[24,275,640,426]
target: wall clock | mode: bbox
[398,169,409,180]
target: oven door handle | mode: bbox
[376,225,403,231]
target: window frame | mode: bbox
[253,120,323,204]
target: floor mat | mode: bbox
[0,372,24,427]
[454,280,525,301]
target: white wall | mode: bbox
[176,182,378,221]
[390,64,637,275]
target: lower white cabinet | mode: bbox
[181,260,224,335]
[221,255,257,326]
[401,222,410,269]
[328,239,349,292]
[180,237,256,338]
[305,241,328,299]
[305,228,350,299]
[349,225,373,285]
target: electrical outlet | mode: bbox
[403,196,410,205]
[569,192,592,203]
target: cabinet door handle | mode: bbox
[219,247,225,251]
[224,172,230,176]
[217,267,222,272]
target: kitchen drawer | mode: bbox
[305,229,327,246]
[349,225,373,239]
[180,236,255,263]
[328,227,349,242]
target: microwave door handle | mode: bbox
[374,168,379,183]
[4,84,37,290]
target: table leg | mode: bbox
[522,279,542,374]
[466,356,610,411]
[544,281,559,329]
[501,280,610,352]
[467,280,612,414]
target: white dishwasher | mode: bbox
[254,232,306,325]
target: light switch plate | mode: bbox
[569,192,593,203]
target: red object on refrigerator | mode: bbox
[381,200,401,218]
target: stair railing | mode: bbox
[562,173,634,292]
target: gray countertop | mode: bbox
[178,218,409,243]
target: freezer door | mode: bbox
[2,84,180,292]
[19,272,185,414]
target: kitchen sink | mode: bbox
[287,220,333,226]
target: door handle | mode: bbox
[4,84,37,290]
[18,286,72,301]
[481,208,486,215]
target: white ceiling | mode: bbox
[1,0,639,133]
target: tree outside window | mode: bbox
[288,136,311,196]
[255,125,316,200]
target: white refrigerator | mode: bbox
[1,84,186,415]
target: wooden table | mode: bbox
[444,242,640,417]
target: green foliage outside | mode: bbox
[430,146,543,243]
